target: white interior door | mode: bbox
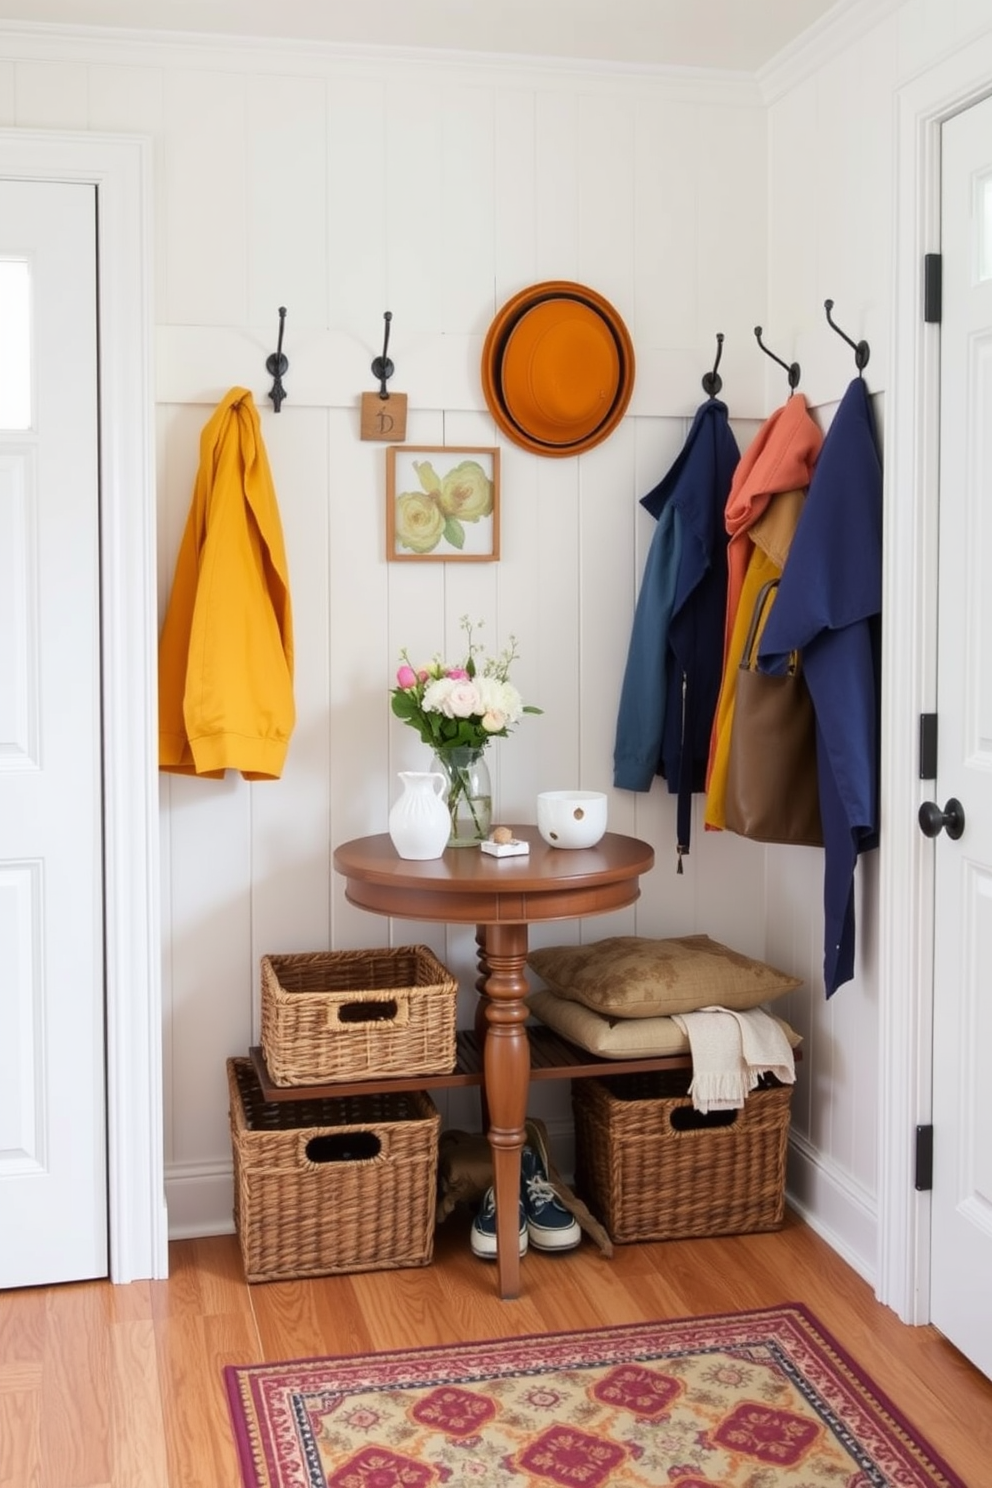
[929,92,992,1378]
[0,179,106,1286]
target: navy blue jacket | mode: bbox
[759,378,882,995]
[614,399,739,865]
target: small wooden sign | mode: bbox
[361,392,408,442]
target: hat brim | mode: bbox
[481,281,635,457]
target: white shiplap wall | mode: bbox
[0,12,933,1279]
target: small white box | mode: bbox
[480,838,530,858]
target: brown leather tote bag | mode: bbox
[724,578,823,847]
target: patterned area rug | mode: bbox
[225,1303,963,1487]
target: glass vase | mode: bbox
[432,747,492,847]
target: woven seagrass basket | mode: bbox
[228,1057,440,1283]
[259,945,458,1086]
[573,1070,792,1244]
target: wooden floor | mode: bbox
[1,1209,990,1487]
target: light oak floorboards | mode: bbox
[1,1209,989,1487]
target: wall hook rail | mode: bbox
[701,332,724,398]
[371,310,394,400]
[753,325,801,394]
[266,307,289,412]
[824,299,870,374]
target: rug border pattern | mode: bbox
[224,1301,965,1488]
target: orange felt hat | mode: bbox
[481,281,635,457]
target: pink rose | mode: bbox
[446,667,470,680]
[396,665,418,689]
[446,681,482,717]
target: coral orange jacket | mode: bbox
[158,388,295,779]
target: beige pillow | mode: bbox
[526,935,801,1019]
[527,987,802,1060]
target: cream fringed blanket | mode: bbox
[671,1006,796,1112]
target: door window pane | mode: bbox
[0,260,31,430]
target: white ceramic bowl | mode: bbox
[536,790,608,849]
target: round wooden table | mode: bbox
[332,827,655,1299]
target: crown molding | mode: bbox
[0,19,762,105]
[757,0,905,105]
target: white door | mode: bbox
[929,93,992,1378]
[0,179,106,1285]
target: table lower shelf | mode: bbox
[248,1026,696,1103]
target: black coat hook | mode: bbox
[371,310,394,400]
[701,332,724,398]
[753,326,800,394]
[824,299,870,375]
[266,307,288,412]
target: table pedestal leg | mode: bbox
[474,928,491,1133]
[477,921,530,1300]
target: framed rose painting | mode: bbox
[386,445,500,562]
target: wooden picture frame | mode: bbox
[386,446,500,562]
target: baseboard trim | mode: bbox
[786,1134,877,1288]
[166,1161,235,1241]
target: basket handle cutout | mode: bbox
[303,1131,383,1164]
[669,1106,738,1133]
[328,994,410,1030]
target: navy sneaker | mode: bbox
[470,1185,528,1260]
[520,1143,581,1252]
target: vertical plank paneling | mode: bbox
[532,457,581,802]
[576,92,636,305]
[385,81,445,335]
[326,73,387,336]
[248,409,333,1031]
[439,84,496,332]
[490,447,543,827]
[696,102,768,383]
[493,85,537,302]
[534,89,579,276]
[168,775,253,1160]
[329,409,394,953]
[162,67,247,326]
[633,98,700,358]
[246,72,328,333]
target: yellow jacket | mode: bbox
[158,388,295,779]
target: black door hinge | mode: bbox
[924,254,942,324]
[915,1124,934,1191]
[919,713,938,780]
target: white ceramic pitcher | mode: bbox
[387,771,450,860]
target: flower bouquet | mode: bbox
[390,617,541,846]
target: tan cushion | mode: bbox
[527,986,802,1060]
[526,934,801,1019]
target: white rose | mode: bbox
[423,677,482,719]
[478,676,523,725]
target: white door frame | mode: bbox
[0,129,165,1282]
[879,42,992,1324]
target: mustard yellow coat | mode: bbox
[158,388,295,779]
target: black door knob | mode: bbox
[918,798,965,840]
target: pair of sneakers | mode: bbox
[470,1136,581,1259]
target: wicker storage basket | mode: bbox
[260,945,458,1086]
[572,1070,792,1244]
[227,1057,440,1283]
